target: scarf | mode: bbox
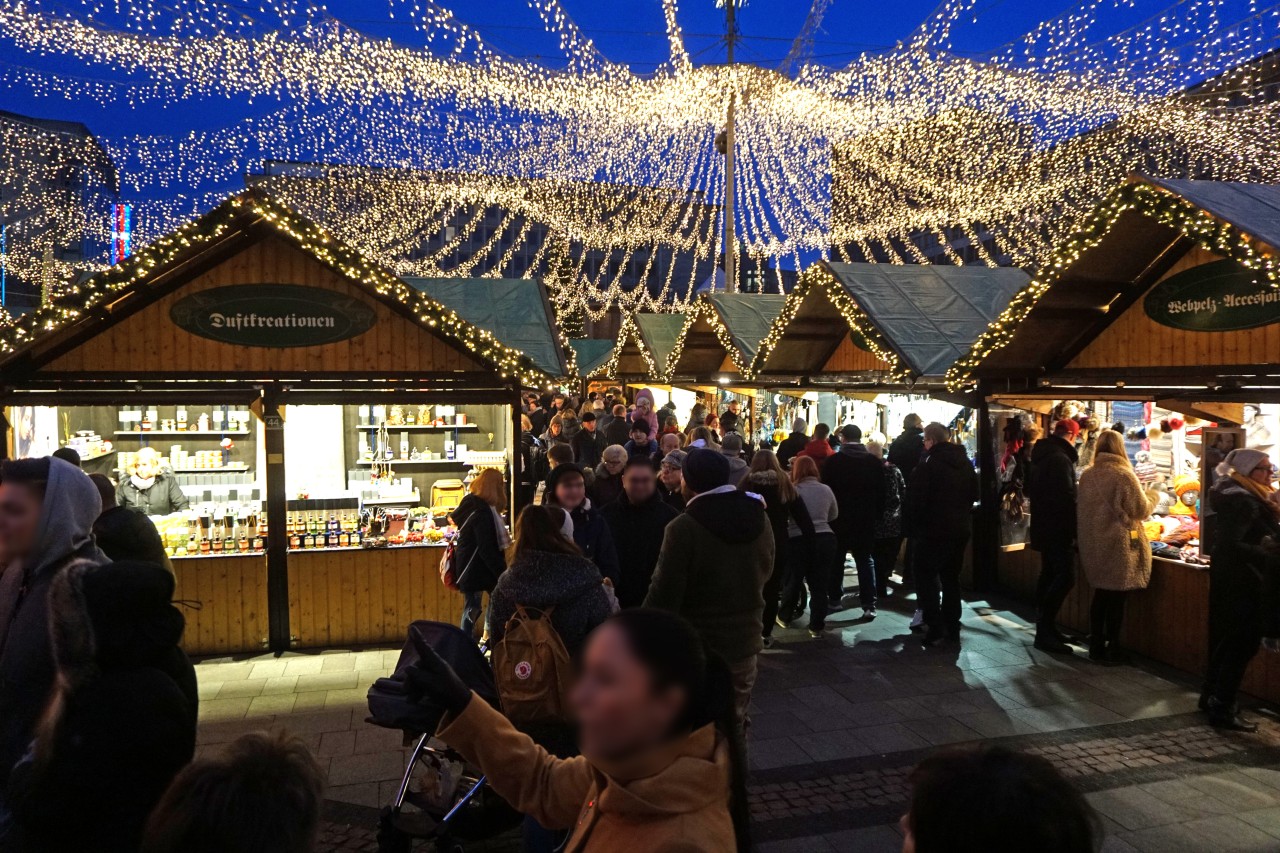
[1229,471,1280,518]
[491,506,512,549]
[131,473,157,491]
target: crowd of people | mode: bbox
[435,393,1111,851]
[0,393,1162,852]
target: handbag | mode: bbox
[439,512,477,591]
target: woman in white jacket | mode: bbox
[1076,430,1155,665]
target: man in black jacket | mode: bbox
[1026,418,1080,654]
[601,457,680,608]
[602,404,631,447]
[572,411,607,468]
[888,414,925,480]
[822,424,886,616]
[905,423,979,644]
[116,448,190,516]
[776,418,808,469]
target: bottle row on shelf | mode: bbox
[162,506,451,558]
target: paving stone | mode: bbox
[822,823,903,852]
[1237,805,1280,840]
[901,715,983,746]
[1086,788,1196,831]
[295,671,361,693]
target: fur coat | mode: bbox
[1077,453,1154,591]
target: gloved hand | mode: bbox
[404,638,473,716]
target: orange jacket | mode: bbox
[437,695,735,852]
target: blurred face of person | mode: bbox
[584,419,597,433]
[660,434,680,454]
[630,428,649,445]
[1250,457,1275,486]
[554,473,586,510]
[922,437,936,452]
[602,456,626,476]
[622,464,656,503]
[571,623,685,762]
[0,481,43,560]
[705,415,719,430]
[549,421,562,437]
[134,452,160,480]
[660,462,682,490]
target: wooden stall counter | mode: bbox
[287,545,463,649]
[995,549,1280,705]
[172,553,269,656]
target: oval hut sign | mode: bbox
[170,284,378,348]
[1143,259,1280,332]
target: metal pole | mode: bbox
[724,1,737,294]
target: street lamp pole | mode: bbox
[724,0,738,293]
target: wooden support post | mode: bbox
[974,383,999,592]
[262,385,291,652]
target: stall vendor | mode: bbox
[117,447,190,515]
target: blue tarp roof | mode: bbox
[403,277,565,377]
[568,339,614,377]
[825,262,1029,377]
[707,294,786,367]
[1145,177,1280,253]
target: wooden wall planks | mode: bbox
[821,334,891,373]
[995,549,1280,705]
[172,555,269,655]
[41,237,488,376]
[287,547,464,648]
[1068,247,1276,371]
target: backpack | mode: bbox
[492,605,573,726]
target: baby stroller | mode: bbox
[367,620,521,852]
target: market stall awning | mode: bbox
[826,262,1028,378]
[604,312,685,381]
[666,300,749,382]
[568,338,615,378]
[705,293,786,370]
[0,189,553,392]
[950,175,1280,399]
[750,260,1025,389]
[405,277,566,378]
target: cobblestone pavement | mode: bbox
[194,583,1280,852]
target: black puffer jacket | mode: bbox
[889,428,925,480]
[1027,434,1078,550]
[1209,481,1280,638]
[116,472,190,515]
[451,494,506,594]
[822,444,886,547]
[487,550,613,656]
[742,470,815,571]
[905,441,978,541]
[8,561,197,852]
[776,432,808,468]
[600,490,680,608]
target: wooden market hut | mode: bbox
[665,293,785,384]
[603,312,686,383]
[751,260,1029,390]
[567,338,616,381]
[950,175,1280,702]
[0,189,553,655]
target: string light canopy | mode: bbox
[2,0,1279,312]
[0,188,556,389]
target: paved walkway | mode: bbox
[194,585,1280,852]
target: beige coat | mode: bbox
[1077,453,1154,591]
[439,694,736,852]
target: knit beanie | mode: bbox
[544,463,586,503]
[683,447,730,494]
[662,449,688,470]
[1222,447,1268,478]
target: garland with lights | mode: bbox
[945,179,1280,392]
[601,313,667,382]
[749,262,909,382]
[666,299,755,380]
[0,190,555,389]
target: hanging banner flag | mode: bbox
[110,203,132,265]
